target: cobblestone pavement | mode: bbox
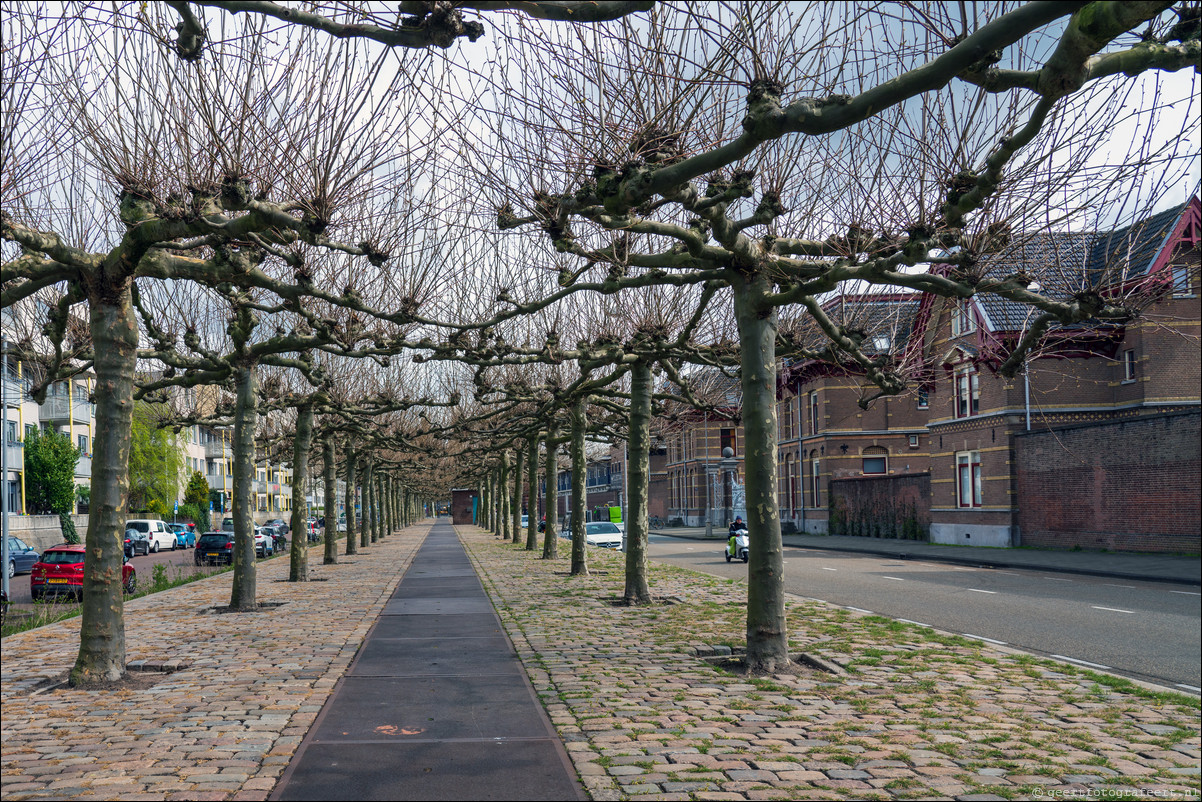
[460,528,1201,802]
[1,527,426,801]
[2,522,1199,801]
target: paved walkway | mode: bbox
[653,527,1202,585]
[1,521,1199,801]
[272,520,582,801]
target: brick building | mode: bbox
[661,199,1201,553]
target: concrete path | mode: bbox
[271,520,583,801]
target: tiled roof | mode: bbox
[972,203,1188,333]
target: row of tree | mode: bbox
[2,1,1197,685]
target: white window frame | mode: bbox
[1122,349,1137,382]
[956,450,982,508]
[954,365,980,418]
[951,300,977,337]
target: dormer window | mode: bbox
[950,300,977,337]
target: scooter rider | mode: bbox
[727,516,745,556]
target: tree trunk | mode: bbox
[734,273,790,672]
[623,360,652,604]
[542,437,559,559]
[344,443,358,556]
[363,456,375,545]
[499,451,511,541]
[229,362,258,611]
[526,434,539,550]
[70,290,135,686]
[288,403,313,582]
[512,447,524,543]
[569,397,588,576]
[323,432,337,564]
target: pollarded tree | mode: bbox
[2,7,442,683]
[473,1,1200,671]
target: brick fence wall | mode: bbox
[1014,410,1201,553]
[829,473,931,540]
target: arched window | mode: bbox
[862,446,888,475]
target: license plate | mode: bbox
[47,578,69,584]
[207,552,219,557]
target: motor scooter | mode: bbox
[725,528,749,563]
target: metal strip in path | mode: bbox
[271,520,585,801]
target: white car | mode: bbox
[124,519,175,553]
[584,522,623,550]
[253,527,274,558]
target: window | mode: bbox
[954,366,980,418]
[916,388,929,410]
[909,434,920,448]
[950,300,977,337]
[78,434,88,454]
[1171,265,1192,297]
[720,428,736,456]
[809,455,821,507]
[808,391,820,435]
[24,423,36,442]
[862,446,887,475]
[956,450,982,508]
[4,421,16,443]
[1123,349,1137,382]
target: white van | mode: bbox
[124,519,175,552]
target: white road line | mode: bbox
[1052,654,1111,670]
[1104,583,1134,589]
[820,567,837,571]
[1091,605,1135,614]
[995,571,1020,576]
[1176,683,1202,693]
[846,606,873,614]
[882,576,905,581]
[967,588,997,594]
[897,619,930,628]
[962,633,1007,645]
[1170,590,1202,596]
[1047,577,1073,582]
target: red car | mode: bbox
[30,545,136,601]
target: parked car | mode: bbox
[584,521,623,550]
[306,520,320,543]
[124,529,151,557]
[168,523,196,549]
[124,519,174,552]
[5,536,40,578]
[261,524,287,552]
[254,527,274,558]
[265,518,289,534]
[195,532,234,566]
[520,515,529,530]
[221,517,234,531]
[31,544,135,600]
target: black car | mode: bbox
[264,518,289,535]
[123,529,151,558]
[195,532,235,566]
[262,524,287,552]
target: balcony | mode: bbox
[207,473,233,492]
[39,395,94,424]
[3,443,22,470]
[75,455,91,479]
[205,441,232,459]
[2,376,27,404]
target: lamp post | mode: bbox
[1,334,10,599]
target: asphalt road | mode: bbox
[647,534,1202,694]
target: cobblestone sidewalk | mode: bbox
[1,527,427,801]
[462,528,1201,802]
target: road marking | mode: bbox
[1169,590,1202,596]
[882,576,905,581]
[846,606,873,614]
[1046,577,1073,582]
[967,588,997,594]
[1091,605,1135,614]
[820,567,837,571]
[897,619,930,628]
[1104,583,1134,589]
[962,633,1007,645]
[1052,654,1111,670]
[1176,683,1202,693]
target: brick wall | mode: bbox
[450,488,478,526]
[829,473,931,540]
[1015,410,1201,552]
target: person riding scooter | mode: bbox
[726,517,749,563]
